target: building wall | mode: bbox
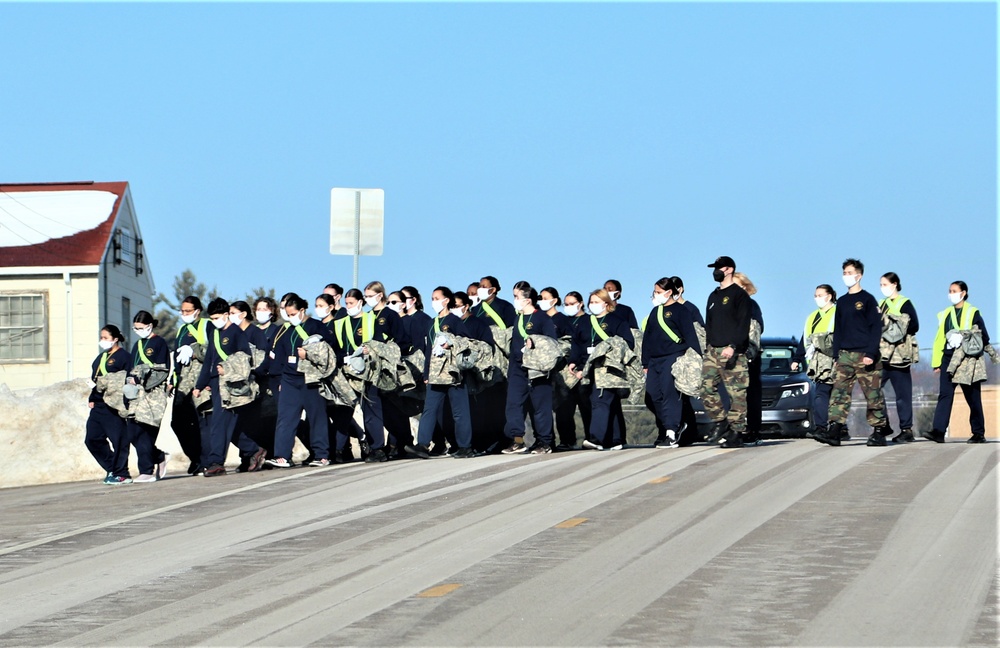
[0,273,100,390]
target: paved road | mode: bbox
[0,439,996,647]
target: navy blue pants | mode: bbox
[813,382,833,429]
[200,381,251,467]
[329,404,357,452]
[361,385,387,450]
[418,384,472,448]
[170,392,202,466]
[127,419,166,476]
[274,380,329,461]
[86,402,129,478]
[382,392,413,450]
[932,365,985,437]
[590,385,625,447]
[503,363,554,446]
[646,354,683,434]
[556,381,591,447]
[882,366,913,430]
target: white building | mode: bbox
[0,181,155,390]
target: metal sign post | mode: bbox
[331,188,384,289]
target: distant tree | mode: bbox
[153,269,218,338]
[245,286,277,304]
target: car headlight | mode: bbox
[779,382,810,400]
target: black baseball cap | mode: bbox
[707,255,736,269]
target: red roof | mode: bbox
[0,181,128,268]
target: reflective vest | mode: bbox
[480,301,507,329]
[803,306,836,339]
[335,313,375,351]
[879,295,910,316]
[932,303,979,368]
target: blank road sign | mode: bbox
[330,188,384,256]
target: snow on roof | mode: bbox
[0,182,127,268]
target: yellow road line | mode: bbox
[648,476,671,484]
[554,517,588,528]
[417,583,462,598]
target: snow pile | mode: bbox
[0,190,119,247]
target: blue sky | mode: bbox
[1,2,996,351]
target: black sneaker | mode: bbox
[892,429,916,444]
[720,431,742,449]
[187,461,200,475]
[429,443,448,457]
[866,432,887,447]
[921,429,946,444]
[406,444,432,459]
[555,443,575,452]
[841,428,851,441]
[452,447,476,458]
[203,464,226,477]
[501,441,526,454]
[335,447,354,464]
[967,435,986,444]
[528,443,553,455]
[364,448,388,463]
[358,438,371,460]
[705,422,727,444]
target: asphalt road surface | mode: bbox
[0,438,996,647]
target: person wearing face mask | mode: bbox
[264,293,335,468]
[472,275,516,452]
[170,296,209,475]
[643,278,701,448]
[701,256,751,449]
[254,297,281,345]
[553,291,591,449]
[664,277,704,447]
[192,298,263,477]
[448,290,496,452]
[877,272,920,443]
[793,284,839,434]
[813,258,891,447]
[323,283,348,320]
[603,279,639,330]
[568,289,635,451]
[539,287,575,450]
[125,311,171,483]
[924,281,992,444]
[467,282,482,308]
[498,284,558,454]
[87,325,133,485]
[406,287,480,459]
[314,293,362,463]
[228,300,273,467]
[732,273,765,446]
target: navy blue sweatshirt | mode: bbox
[131,335,169,367]
[459,313,495,346]
[422,312,467,380]
[372,305,408,348]
[273,317,335,385]
[243,323,271,379]
[879,297,920,336]
[258,321,281,347]
[832,289,882,360]
[510,310,557,365]
[641,304,701,367]
[402,310,433,355]
[705,284,751,352]
[90,347,131,403]
[196,324,251,391]
[614,302,639,330]
[550,312,575,338]
[569,311,635,368]
[681,300,705,326]
[474,297,516,328]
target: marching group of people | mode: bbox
[84,255,996,485]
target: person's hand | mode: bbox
[862,356,874,366]
[524,338,533,350]
[297,347,307,360]
[88,402,95,409]
[934,368,940,374]
[424,379,428,384]
[361,346,370,356]
[192,389,201,399]
[217,364,226,376]
[790,361,799,371]
[643,368,648,375]
[721,347,734,360]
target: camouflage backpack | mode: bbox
[670,347,703,397]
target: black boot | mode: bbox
[893,428,915,443]
[816,423,843,446]
[920,429,946,444]
[967,435,986,444]
[706,421,727,444]
[866,426,889,447]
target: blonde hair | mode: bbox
[364,280,386,296]
[733,272,757,296]
[589,288,617,311]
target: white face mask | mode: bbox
[286,313,302,326]
[514,298,529,313]
[880,285,895,298]
[314,307,330,320]
[564,304,580,317]
[537,299,555,311]
[476,287,492,301]
[431,299,447,314]
[387,302,403,314]
[229,313,244,326]
[948,292,964,305]
[347,304,363,317]
[405,298,416,312]
[814,296,831,309]
[842,274,859,288]
[135,326,152,339]
[279,309,289,322]
[608,290,620,301]
[590,302,607,316]
[365,296,381,309]
[180,312,198,324]
[470,295,481,307]
[652,293,668,307]
[98,339,114,351]
[255,310,271,324]
[211,317,227,330]
[452,305,466,318]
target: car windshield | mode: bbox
[760,346,796,374]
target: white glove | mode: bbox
[946,330,964,350]
[176,345,193,365]
[804,343,815,361]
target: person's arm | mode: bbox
[901,300,920,335]
[865,294,882,361]
[973,311,991,346]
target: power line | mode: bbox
[0,202,104,266]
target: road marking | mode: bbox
[554,517,588,528]
[417,583,462,598]
[648,476,671,484]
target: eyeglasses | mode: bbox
[387,300,402,305]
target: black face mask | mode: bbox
[713,269,726,282]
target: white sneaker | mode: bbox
[157,454,170,480]
[265,458,291,468]
[582,440,604,451]
[133,474,157,483]
[606,444,624,451]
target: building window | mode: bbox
[0,293,48,362]
[113,228,134,267]
[121,296,131,348]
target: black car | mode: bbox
[693,337,816,438]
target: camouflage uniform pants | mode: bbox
[700,346,749,433]
[828,350,886,426]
